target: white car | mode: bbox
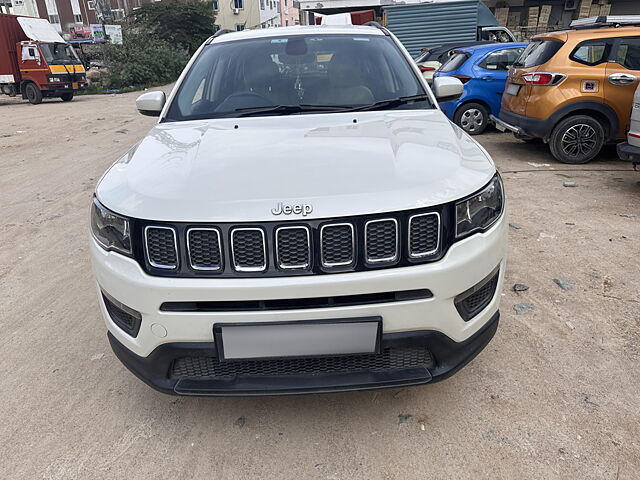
[90,25,507,396]
[617,82,640,166]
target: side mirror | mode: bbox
[136,91,165,117]
[432,76,464,103]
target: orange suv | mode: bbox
[492,16,640,164]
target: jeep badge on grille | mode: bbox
[271,202,313,216]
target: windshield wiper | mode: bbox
[346,95,431,112]
[232,104,351,117]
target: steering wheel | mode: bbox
[216,91,273,111]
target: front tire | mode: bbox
[60,92,74,102]
[24,83,43,105]
[549,115,605,164]
[454,103,488,135]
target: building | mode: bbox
[1,0,144,34]
[279,0,298,27]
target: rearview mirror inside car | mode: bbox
[432,77,464,103]
[136,91,166,117]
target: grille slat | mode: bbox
[321,223,355,267]
[171,346,435,379]
[409,213,440,258]
[365,219,398,263]
[187,228,222,271]
[276,226,310,270]
[145,226,178,269]
[231,228,266,272]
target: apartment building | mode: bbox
[2,0,144,34]
[214,0,300,31]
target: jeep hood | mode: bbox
[96,110,496,222]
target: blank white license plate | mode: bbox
[214,318,381,361]
[505,83,521,96]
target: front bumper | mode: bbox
[108,312,499,396]
[92,213,507,395]
[617,141,640,165]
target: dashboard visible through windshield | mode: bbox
[166,34,432,121]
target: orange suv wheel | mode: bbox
[549,115,605,164]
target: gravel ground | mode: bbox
[1,90,639,480]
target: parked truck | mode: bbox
[0,14,87,104]
[298,0,516,57]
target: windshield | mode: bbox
[166,34,431,121]
[40,43,81,65]
[513,40,564,68]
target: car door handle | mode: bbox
[480,76,492,81]
[608,73,638,86]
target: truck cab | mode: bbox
[0,14,87,104]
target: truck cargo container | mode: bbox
[0,14,87,104]
[298,0,516,57]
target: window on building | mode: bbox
[213,25,220,33]
[111,9,124,21]
[233,0,243,9]
[284,0,287,5]
[212,0,219,9]
[260,0,264,9]
[277,2,280,12]
[48,14,60,24]
[73,13,82,23]
[236,24,245,31]
[87,1,95,10]
[285,19,288,26]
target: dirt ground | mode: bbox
[1,89,639,480]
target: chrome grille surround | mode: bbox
[320,223,355,268]
[187,227,223,271]
[275,226,311,270]
[364,218,399,263]
[230,227,267,272]
[408,212,440,258]
[144,226,178,269]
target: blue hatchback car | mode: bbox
[435,42,527,135]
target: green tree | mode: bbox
[101,31,190,89]
[127,0,216,55]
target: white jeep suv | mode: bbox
[90,25,507,396]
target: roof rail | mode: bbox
[363,21,390,35]
[212,28,234,39]
[570,15,640,29]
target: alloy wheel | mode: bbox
[560,124,597,157]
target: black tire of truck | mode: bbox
[24,83,43,105]
[549,115,605,164]
[60,92,74,102]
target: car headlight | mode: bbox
[455,175,504,238]
[48,76,62,82]
[91,198,132,255]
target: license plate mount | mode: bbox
[214,317,382,362]
[505,83,521,96]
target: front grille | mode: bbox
[455,268,500,321]
[409,213,439,257]
[145,226,177,269]
[171,346,434,379]
[321,223,354,267]
[137,205,449,277]
[187,228,222,270]
[231,228,266,272]
[276,226,310,270]
[365,219,398,263]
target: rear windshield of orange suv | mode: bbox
[513,40,564,68]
